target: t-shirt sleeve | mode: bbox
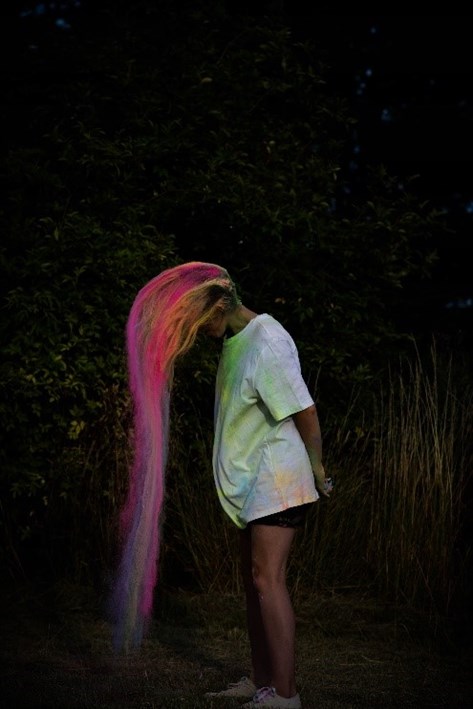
[253,337,315,422]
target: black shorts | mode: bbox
[249,503,313,528]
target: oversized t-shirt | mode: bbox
[212,313,319,529]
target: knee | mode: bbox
[251,562,283,597]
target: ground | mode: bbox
[1,582,472,708]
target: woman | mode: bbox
[110,261,331,709]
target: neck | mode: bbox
[226,305,258,335]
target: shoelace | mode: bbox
[253,686,276,703]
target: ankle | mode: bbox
[274,684,297,699]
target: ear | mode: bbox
[214,297,228,314]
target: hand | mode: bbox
[313,464,333,498]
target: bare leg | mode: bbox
[241,524,298,698]
[240,527,271,687]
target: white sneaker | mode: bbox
[241,686,302,708]
[204,675,258,698]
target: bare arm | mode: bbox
[292,404,330,497]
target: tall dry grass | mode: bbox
[40,346,469,625]
[4,358,471,698]
[162,346,472,621]
[366,347,472,613]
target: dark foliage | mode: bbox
[1,1,442,583]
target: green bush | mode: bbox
[0,209,176,571]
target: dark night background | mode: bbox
[1,0,471,585]
[288,13,473,342]
[1,6,473,707]
[3,6,472,344]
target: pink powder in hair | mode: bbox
[109,262,227,650]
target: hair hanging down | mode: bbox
[109,261,240,651]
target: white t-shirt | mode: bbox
[212,314,319,529]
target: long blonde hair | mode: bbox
[109,262,240,651]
